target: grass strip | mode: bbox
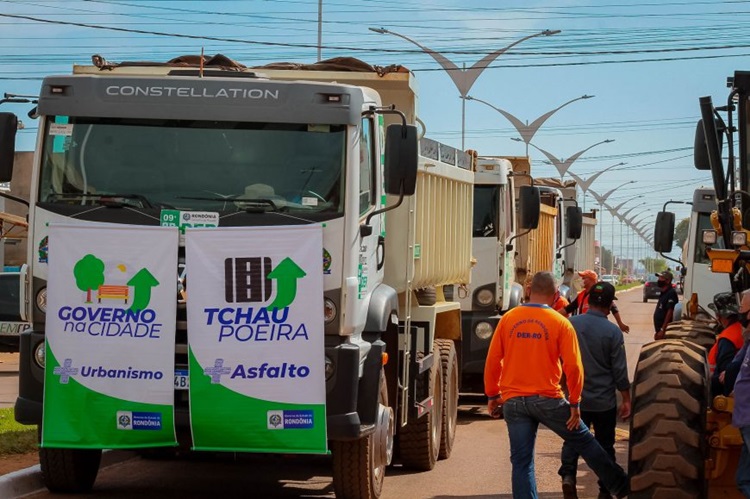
[0,408,37,455]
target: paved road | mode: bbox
[22,286,656,498]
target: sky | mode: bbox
[0,0,746,268]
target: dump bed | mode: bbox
[384,139,474,293]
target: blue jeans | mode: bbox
[503,395,628,499]
[559,407,618,493]
[738,426,750,497]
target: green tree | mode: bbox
[674,217,690,250]
[73,254,105,303]
[640,257,668,275]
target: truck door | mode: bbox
[357,117,381,304]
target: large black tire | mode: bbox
[39,447,102,493]
[664,320,716,351]
[436,338,458,460]
[398,342,443,470]
[332,371,393,499]
[628,340,708,498]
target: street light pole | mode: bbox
[519,139,615,180]
[566,162,626,213]
[588,182,637,270]
[317,0,323,61]
[369,27,561,150]
[466,94,592,156]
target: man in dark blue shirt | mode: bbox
[558,282,630,499]
[653,270,678,340]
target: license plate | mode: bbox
[174,369,189,390]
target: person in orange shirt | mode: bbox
[553,288,570,314]
[708,292,745,396]
[484,271,629,498]
[523,272,568,314]
[563,270,630,333]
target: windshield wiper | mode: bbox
[48,193,155,209]
[175,196,280,212]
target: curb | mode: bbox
[0,449,136,499]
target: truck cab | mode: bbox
[457,156,520,392]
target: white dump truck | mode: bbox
[0,55,473,498]
[455,155,538,393]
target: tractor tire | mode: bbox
[39,447,102,493]
[664,321,716,351]
[398,342,443,470]
[628,340,708,498]
[436,339,458,460]
[332,370,393,499]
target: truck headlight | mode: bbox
[324,355,335,381]
[324,298,337,324]
[36,287,47,313]
[33,341,45,368]
[732,231,748,247]
[475,321,494,340]
[702,229,718,245]
[475,289,494,307]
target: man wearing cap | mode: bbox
[558,282,631,499]
[708,292,745,397]
[653,270,679,340]
[564,270,630,334]
[484,272,629,499]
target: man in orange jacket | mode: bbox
[484,271,629,498]
[563,270,630,333]
[708,292,745,396]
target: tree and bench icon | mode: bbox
[73,254,159,312]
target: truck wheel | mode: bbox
[436,338,458,460]
[628,340,708,498]
[332,371,393,499]
[39,447,102,493]
[398,344,443,470]
[664,321,716,351]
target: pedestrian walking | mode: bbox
[653,270,678,340]
[484,271,629,499]
[558,281,631,499]
[563,270,630,333]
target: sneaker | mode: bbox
[562,476,578,499]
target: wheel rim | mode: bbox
[374,401,394,472]
[447,359,458,441]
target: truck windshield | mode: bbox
[473,185,498,237]
[38,117,346,213]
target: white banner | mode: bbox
[43,224,178,448]
[186,225,326,453]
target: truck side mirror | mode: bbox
[694,118,723,171]
[519,185,540,230]
[566,206,583,240]
[654,211,675,252]
[0,113,18,183]
[384,124,418,196]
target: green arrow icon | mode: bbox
[127,268,160,312]
[266,257,306,311]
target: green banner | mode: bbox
[186,226,327,453]
[42,224,178,449]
